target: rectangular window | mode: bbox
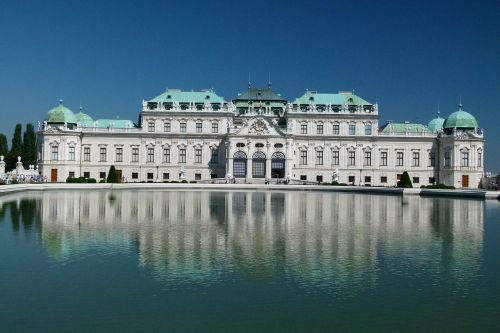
[348,175,355,183]
[51,145,59,161]
[300,150,307,165]
[317,124,323,135]
[195,149,202,164]
[163,173,169,180]
[300,175,307,181]
[68,146,75,161]
[179,148,186,163]
[300,124,308,134]
[315,150,323,165]
[478,152,482,167]
[132,147,139,162]
[331,151,339,166]
[164,121,171,132]
[100,147,107,162]
[147,148,154,163]
[210,150,218,164]
[429,177,436,184]
[413,177,420,184]
[100,172,106,179]
[196,122,202,133]
[444,151,451,167]
[333,124,340,135]
[147,173,154,181]
[148,121,155,132]
[68,171,75,179]
[412,151,420,167]
[364,124,372,135]
[83,172,90,179]
[316,175,323,183]
[365,176,371,183]
[380,151,388,166]
[348,151,355,166]
[116,147,123,162]
[429,151,436,167]
[397,174,402,180]
[461,151,469,167]
[212,122,219,133]
[195,173,201,181]
[396,152,404,167]
[364,151,371,166]
[163,148,170,163]
[381,176,387,183]
[132,172,138,180]
[349,124,356,135]
[180,122,187,133]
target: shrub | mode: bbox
[86,178,97,183]
[181,180,188,183]
[11,179,18,184]
[107,165,120,183]
[189,181,197,183]
[99,179,105,183]
[398,171,413,188]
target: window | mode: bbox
[83,172,90,179]
[300,175,307,181]
[397,174,402,180]
[316,175,323,183]
[333,123,340,135]
[412,151,420,167]
[210,150,218,164]
[396,151,404,167]
[300,150,307,165]
[429,151,436,167]
[196,122,202,133]
[179,148,186,163]
[460,151,469,167]
[348,176,355,183]
[51,145,59,161]
[348,151,356,166]
[100,172,106,179]
[381,176,387,183]
[429,177,436,184]
[164,121,171,132]
[445,152,453,167]
[301,124,307,134]
[478,151,482,167]
[68,146,75,161]
[349,124,356,135]
[211,173,217,179]
[274,143,283,148]
[116,147,123,162]
[316,150,323,165]
[147,148,154,163]
[331,150,339,166]
[148,121,155,132]
[413,177,420,184]
[364,124,372,135]
[147,173,154,181]
[163,148,170,163]
[365,176,371,183]
[180,122,187,133]
[68,171,75,179]
[236,142,245,148]
[100,147,107,162]
[317,124,323,134]
[195,149,202,163]
[380,151,388,166]
[132,147,139,162]
[212,122,218,133]
[364,151,371,166]
[195,173,201,180]
[163,173,169,180]
[132,172,138,180]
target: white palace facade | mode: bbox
[37,85,485,188]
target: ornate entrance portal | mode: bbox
[233,151,247,178]
[271,152,285,178]
[252,151,266,178]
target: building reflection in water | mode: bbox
[0,190,484,295]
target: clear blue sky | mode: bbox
[1,0,499,170]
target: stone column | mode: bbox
[0,156,5,175]
[247,156,252,179]
[265,142,271,179]
[285,139,292,179]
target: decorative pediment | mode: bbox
[232,117,286,137]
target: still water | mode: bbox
[0,190,499,332]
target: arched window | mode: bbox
[233,151,247,178]
[252,151,266,178]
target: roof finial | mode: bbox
[248,72,251,89]
[59,98,63,105]
[437,103,440,117]
[268,72,271,88]
[459,95,462,109]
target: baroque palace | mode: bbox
[37,85,485,188]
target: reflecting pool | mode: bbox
[0,190,499,332]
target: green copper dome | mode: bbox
[44,100,77,124]
[428,113,445,132]
[443,104,478,129]
[75,107,93,123]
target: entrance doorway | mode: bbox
[51,169,58,182]
[462,175,469,188]
[233,151,247,178]
[252,151,266,178]
[116,170,122,183]
[271,152,285,178]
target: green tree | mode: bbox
[106,165,120,183]
[398,171,413,188]
[22,123,37,167]
[7,124,23,170]
[0,133,8,157]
